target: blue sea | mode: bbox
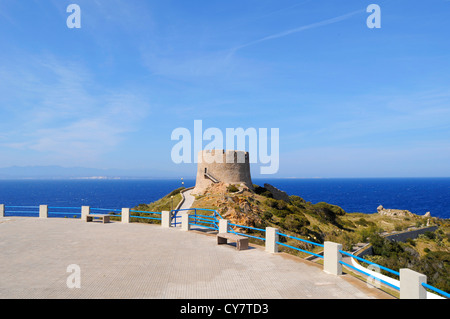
[0,178,449,219]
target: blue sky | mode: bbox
[0,0,449,178]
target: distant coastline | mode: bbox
[1,165,449,181]
[0,178,449,219]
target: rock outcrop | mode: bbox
[196,183,263,228]
[264,183,290,202]
[377,205,414,218]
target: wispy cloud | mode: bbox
[227,9,364,58]
[0,54,151,165]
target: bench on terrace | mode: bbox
[217,233,249,251]
[86,214,110,224]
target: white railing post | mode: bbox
[161,211,171,228]
[219,219,229,233]
[81,206,90,221]
[324,242,342,276]
[265,227,279,253]
[181,213,191,231]
[0,204,4,217]
[400,269,427,299]
[122,208,130,224]
[39,205,48,219]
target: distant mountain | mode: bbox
[0,165,171,179]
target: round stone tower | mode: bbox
[192,150,253,195]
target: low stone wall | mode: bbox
[264,183,290,202]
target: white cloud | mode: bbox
[0,54,151,164]
[227,9,364,58]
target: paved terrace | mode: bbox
[0,217,393,299]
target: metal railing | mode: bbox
[4,206,40,217]
[422,283,450,299]
[130,210,161,222]
[338,249,450,298]
[276,232,324,259]
[172,208,221,230]
[48,206,82,218]
[229,223,266,242]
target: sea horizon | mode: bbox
[0,177,449,219]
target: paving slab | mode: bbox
[0,217,392,299]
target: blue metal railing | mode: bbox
[228,223,266,241]
[422,283,450,299]
[4,206,40,217]
[339,260,400,291]
[90,208,122,213]
[172,208,220,230]
[48,206,81,218]
[340,250,400,277]
[89,208,122,220]
[339,251,450,298]
[276,232,324,259]
[130,210,162,222]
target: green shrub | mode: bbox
[424,231,436,240]
[314,202,346,216]
[283,214,310,232]
[167,187,185,197]
[359,226,380,242]
[289,195,306,207]
[356,218,369,226]
[263,211,273,220]
[265,198,278,208]
[312,202,346,227]
[276,200,287,210]
[253,185,273,198]
[271,208,290,218]
[406,238,416,246]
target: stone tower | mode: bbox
[192,150,253,195]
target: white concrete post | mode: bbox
[265,227,279,253]
[181,213,191,231]
[161,211,171,228]
[324,242,342,276]
[81,206,90,220]
[400,269,427,299]
[0,204,4,217]
[39,205,48,219]
[121,208,130,224]
[219,219,229,234]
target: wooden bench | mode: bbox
[217,233,249,251]
[86,214,110,224]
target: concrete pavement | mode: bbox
[0,217,392,299]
